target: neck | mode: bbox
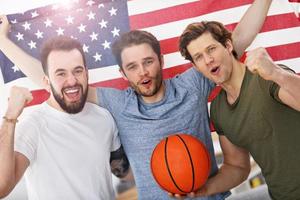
[220,60,246,104]
[141,81,166,104]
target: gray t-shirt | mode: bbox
[97,67,229,200]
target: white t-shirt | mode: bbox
[14,102,120,200]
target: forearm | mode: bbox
[204,163,250,196]
[233,0,272,58]
[0,120,16,196]
[0,36,45,87]
[272,67,300,111]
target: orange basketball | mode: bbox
[150,134,211,195]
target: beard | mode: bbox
[129,71,163,97]
[50,83,88,114]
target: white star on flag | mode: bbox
[31,11,39,18]
[56,27,65,36]
[12,65,20,72]
[28,40,36,49]
[108,7,117,16]
[35,30,44,39]
[15,32,24,41]
[87,0,95,6]
[99,19,108,28]
[102,40,111,49]
[87,11,96,20]
[93,52,102,62]
[111,27,120,37]
[77,24,86,32]
[90,32,98,41]
[44,19,53,27]
[83,44,89,53]
[22,21,31,30]
[65,16,74,24]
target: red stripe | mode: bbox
[266,42,300,62]
[289,0,300,2]
[27,89,49,107]
[160,13,300,55]
[129,0,252,29]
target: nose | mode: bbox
[203,53,213,65]
[66,74,77,85]
[139,65,149,76]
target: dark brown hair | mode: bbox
[179,21,238,63]
[112,30,161,70]
[40,36,86,75]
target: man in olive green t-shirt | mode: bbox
[179,21,300,200]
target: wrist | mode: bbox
[2,116,18,124]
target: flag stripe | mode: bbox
[159,13,300,55]
[129,0,253,29]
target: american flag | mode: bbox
[0,0,300,115]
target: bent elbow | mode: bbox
[0,181,14,198]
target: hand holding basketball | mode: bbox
[151,134,211,195]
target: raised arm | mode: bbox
[0,15,45,88]
[189,135,250,197]
[0,86,32,198]
[232,0,272,58]
[246,47,300,112]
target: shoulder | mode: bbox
[171,67,215,94]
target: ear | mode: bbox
[225,39,234,53]
[119,68,128,81]
[43,75,51,92]
[160,55,164,69]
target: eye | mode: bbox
[144,59,153,66]
[207,46,216,54]
[194,54,203,62]
[56,72,66,77]
[74,68,84,75]
[127,64,137,71]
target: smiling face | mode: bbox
[120,43,164,102]
[187,32,234,85]
[45,49,88,114]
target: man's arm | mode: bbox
[110,145,132,180]
[246,47,300,111]
[189,135,250,197]
[232,0,272,58]
[0,15,45,88]
[0,86,32,198]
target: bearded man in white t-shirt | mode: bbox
[0,36,130,200]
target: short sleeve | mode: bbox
[178,67,215,98]
[107,112,121,152]
[14,115,39,163]
[210,99,225,135]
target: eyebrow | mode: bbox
[54,66,84,73]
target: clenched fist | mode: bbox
[245,47,280,81]
[5,86,33,120]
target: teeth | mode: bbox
[64,88,79,93]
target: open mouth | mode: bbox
[63,86,81,101]
[210,66,219,74]
[141,79,151,85]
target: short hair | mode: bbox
[179,21,238,63]
[112,30,161,70]
[40,36,86,75]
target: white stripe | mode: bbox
[247,27,300,50]
[141,3,293,41]
[88,64,120,83]
[128,0,293,17]
[276,57,300,73]
[127,0,198,16]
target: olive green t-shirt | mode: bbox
[210,68,300,200]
